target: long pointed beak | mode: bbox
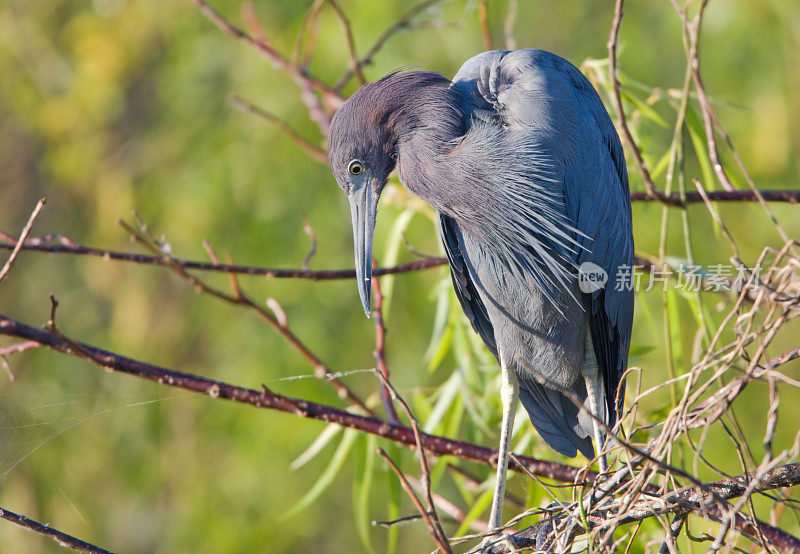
[348,183,379,317]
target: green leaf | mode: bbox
[412,392,433,425]
[423,372,461,434]
[425,278,454,371]
[621,89,668,128]
[686,107,716,192]
[455,487,494,536]
[290,423,342,470]
[452,470,477,506]
[427,326,453,373]
[458,377,493,439]
[628,344,656,358]
[445,393,465,440]
[384,445,402,554]
[353,435,376,552]
[665,287,683,370]
[637,286,659,340]
[380,208,416,316]
[282,428,358,520]
[649,150,672,181]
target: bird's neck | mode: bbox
[392,82,479,220]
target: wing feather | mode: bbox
[439,212,498,360]
[452,49,634,426]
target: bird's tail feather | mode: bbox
[517,376,596,460]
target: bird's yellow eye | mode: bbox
[348,160,365,175]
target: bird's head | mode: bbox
[326,76,405,316]
[327,70,458,315]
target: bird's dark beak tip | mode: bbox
[359,284,372,317]
[349,182,379,322]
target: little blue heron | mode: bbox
[326,49,634,537]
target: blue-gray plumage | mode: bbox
[327,49,634,536]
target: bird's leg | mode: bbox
[583,330,607,473]
[487,359,519,532]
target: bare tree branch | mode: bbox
[371,273,401,425]
[0,310,595,482]
[118,218,377,418]
[0,505,111,554]
[377,448,452,553]
[372,363,450,552]
[629,189,800,204]
[333,0,447,91]
[227,95,328,163]
[0,198,45,284]
[0,233,446,279]
[607,0,670,203]
[2,310,799,552]
[189,0,342,134]
[326,0,367,85]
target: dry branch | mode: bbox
[333,0,447,91]
[607,0,666,202]
[2,1,799,551]
[0,311,594,483]
[0,506,111,554]
[0,234,446,278]
[227,95,328,163]
[482,465,800,553]
[118,218,377,418]
[326,0,367,86]
[371,274,401,425]
[1,311,798,551]
[0,198,45,284]
[189,0,342,134]
[378,448,452,554]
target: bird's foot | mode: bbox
[529,515,559,551]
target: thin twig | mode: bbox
[190,0,339,101]
[0,235,445,278]
[372,362,450,552]
[377,448,452,554]
[2,225,797,281]
[0,340,41,357]
[227,95,328,163]
[326,0,367,85]
[189,0,342,134]
[372,513,424,528]
[629,189,800,205]
[120,218,376,418]
[293,0,325,68]
[677,1,733,193]
[371,272,401,425]
[333,0,448,91]
[658,514,686,554]
[672,0,796,252]
[2,232,793,315]
[0,198,45,284]
[606,0,666,201]
[408,476,489,532]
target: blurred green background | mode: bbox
[1,0,799,552]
